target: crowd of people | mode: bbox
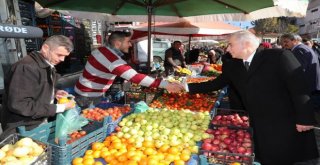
[1,29,320,165]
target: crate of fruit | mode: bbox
[17,117,109,165]
[211,108,250,128]
[82,103,133,134]
[125,88,164,104]
[124,91,147,104]
[200,125,255,165]
[0,133,50,165]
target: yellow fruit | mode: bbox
[72,157,83,165]
[58,97,69,104]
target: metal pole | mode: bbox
[147,2,152,74]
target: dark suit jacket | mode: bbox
[189,49,319,164]
[292,44,320,92]
[0,51,58,139]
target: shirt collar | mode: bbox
[243,50,256,63]
[107,45,124,57]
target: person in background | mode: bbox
[189,31,319,164]
[75,31,184,108]
[258,42,272,51]
[0,35,75,140]
[303,38,320,62]
[164,41,187,76]
[281,34,320,112]
[207,49,217,64]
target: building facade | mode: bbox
[298,0,320,40]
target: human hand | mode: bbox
[55,90,68,100]
[166,82,185,93]
[175,66,182,70]
[296,124,314,132]
[64,100,76,110]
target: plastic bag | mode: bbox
[134,101,149,113]
[55,108,89,139]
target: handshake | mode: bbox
[164,78,189,93]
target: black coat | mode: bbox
[189,49,319,164]
[0,51,58,139]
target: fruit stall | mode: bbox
[0,64,262,165]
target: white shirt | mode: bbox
[243,51,256,65]
[44,59,65,113]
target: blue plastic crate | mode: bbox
[18,117,109,165]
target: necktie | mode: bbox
[244,61,250,70]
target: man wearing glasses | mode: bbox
[0,35,75,140]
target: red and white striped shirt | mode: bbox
[75,46,167,97]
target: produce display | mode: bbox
[72,109,211,165]
[201,64,222,77]
[149,93,216,112]
[0,135,46,165]
[175,68,192,76]
[211,113,249,128]
[67,131,87,144]
[186,76,215,84]
[82,105,131,121]
[201,126,254,164]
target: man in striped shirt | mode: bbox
[75,31,183,107]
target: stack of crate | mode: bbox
[18,0,41,52]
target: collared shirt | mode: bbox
[43,57,65,113]
[108,45,124,57]
[243,51,256,64]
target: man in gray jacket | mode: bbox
[0,35,75,140]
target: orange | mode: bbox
[126,150,137,158]
[117,154,128,162]
[126,160,138,165]
[82,158,95,165]
[104,155,114,163]
[142,140,154,148]
[130,155,141,162]
[165,154,176,162]
[93,162,103,165]
[168,147,179,155]
[147,157,158,165]
[138,158,148,165]
[127,137,135,144]
[92,142,104,151]
[92,150,101,158]
[143,147,155,155]
[100,150,110,158]
[181,149,191,155]
[72,157,83,165]
[85,150,94,155]
[174,160,185,165]
[112,142,122,149]
[180,153,191,161]
[83,154,94,160]
[159,144,170,153]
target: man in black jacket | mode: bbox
[0,35,75,140]
[189,31,319,165]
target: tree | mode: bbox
[252,17,299,35]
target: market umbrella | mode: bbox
[132,21,241,37]
[131,21,240,50]
[35,0,308,73]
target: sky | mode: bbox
[226,21,254,30]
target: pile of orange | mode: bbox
[82,105,131,121]
[149,93,216,112]
[72,135,193,165]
